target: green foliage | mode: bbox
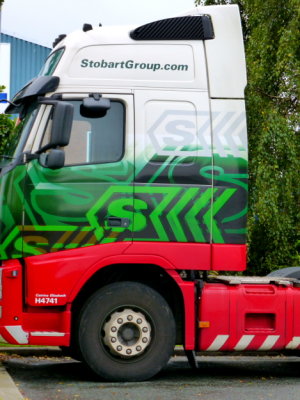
[196,0,300,274]
[0,114,14,155]
[0,86,14,155]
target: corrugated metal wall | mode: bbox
[0,33,51,98]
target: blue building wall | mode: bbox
[0,33,51,98]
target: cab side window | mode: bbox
[42,100,125,165]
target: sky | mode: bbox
[1,0,196,48]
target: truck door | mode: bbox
[22,94,134,256]
[133,90,213,267]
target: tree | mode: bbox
[0,86,14,156]
[196,0,300,274]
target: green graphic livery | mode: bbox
[0,149,247,259]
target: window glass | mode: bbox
[0,101,39,166]
[41,100,125,166]
[39,48,64,76]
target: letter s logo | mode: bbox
[164,120,195,147]
[107,198,148,232]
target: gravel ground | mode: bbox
[2,354,300,400]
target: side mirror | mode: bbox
[39,149,65,169]
[38,100,74,153]
[51,101,74,147]
[80,94,111,118]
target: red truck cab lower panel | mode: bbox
[0,242,246,348]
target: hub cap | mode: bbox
[103,308,151,358]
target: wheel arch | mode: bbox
[70,262,189,345]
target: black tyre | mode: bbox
[78,281,176,381]
[267,267,300,280]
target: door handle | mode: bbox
[106,217,130,228]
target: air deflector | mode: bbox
[130,15,214,41]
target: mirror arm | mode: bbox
[38,97,60,107]
[23,152,40,163]
[36,143,55,155]
[38,93,62,104]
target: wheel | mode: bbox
[78,281,176,381]
[267,267,300,280]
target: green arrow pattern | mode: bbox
[0,152,247,259]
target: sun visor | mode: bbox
[5,76,60,114]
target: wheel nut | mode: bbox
[111,326,117,332]
[142,327,148,333]
[117,318,123,324]
[117,345,122,351]
[142,337,148,343]
[111,337,117,343]
[127,315,133,321]
[136,346,142,352]
[137,318,142,324]
[126,349,132,355]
